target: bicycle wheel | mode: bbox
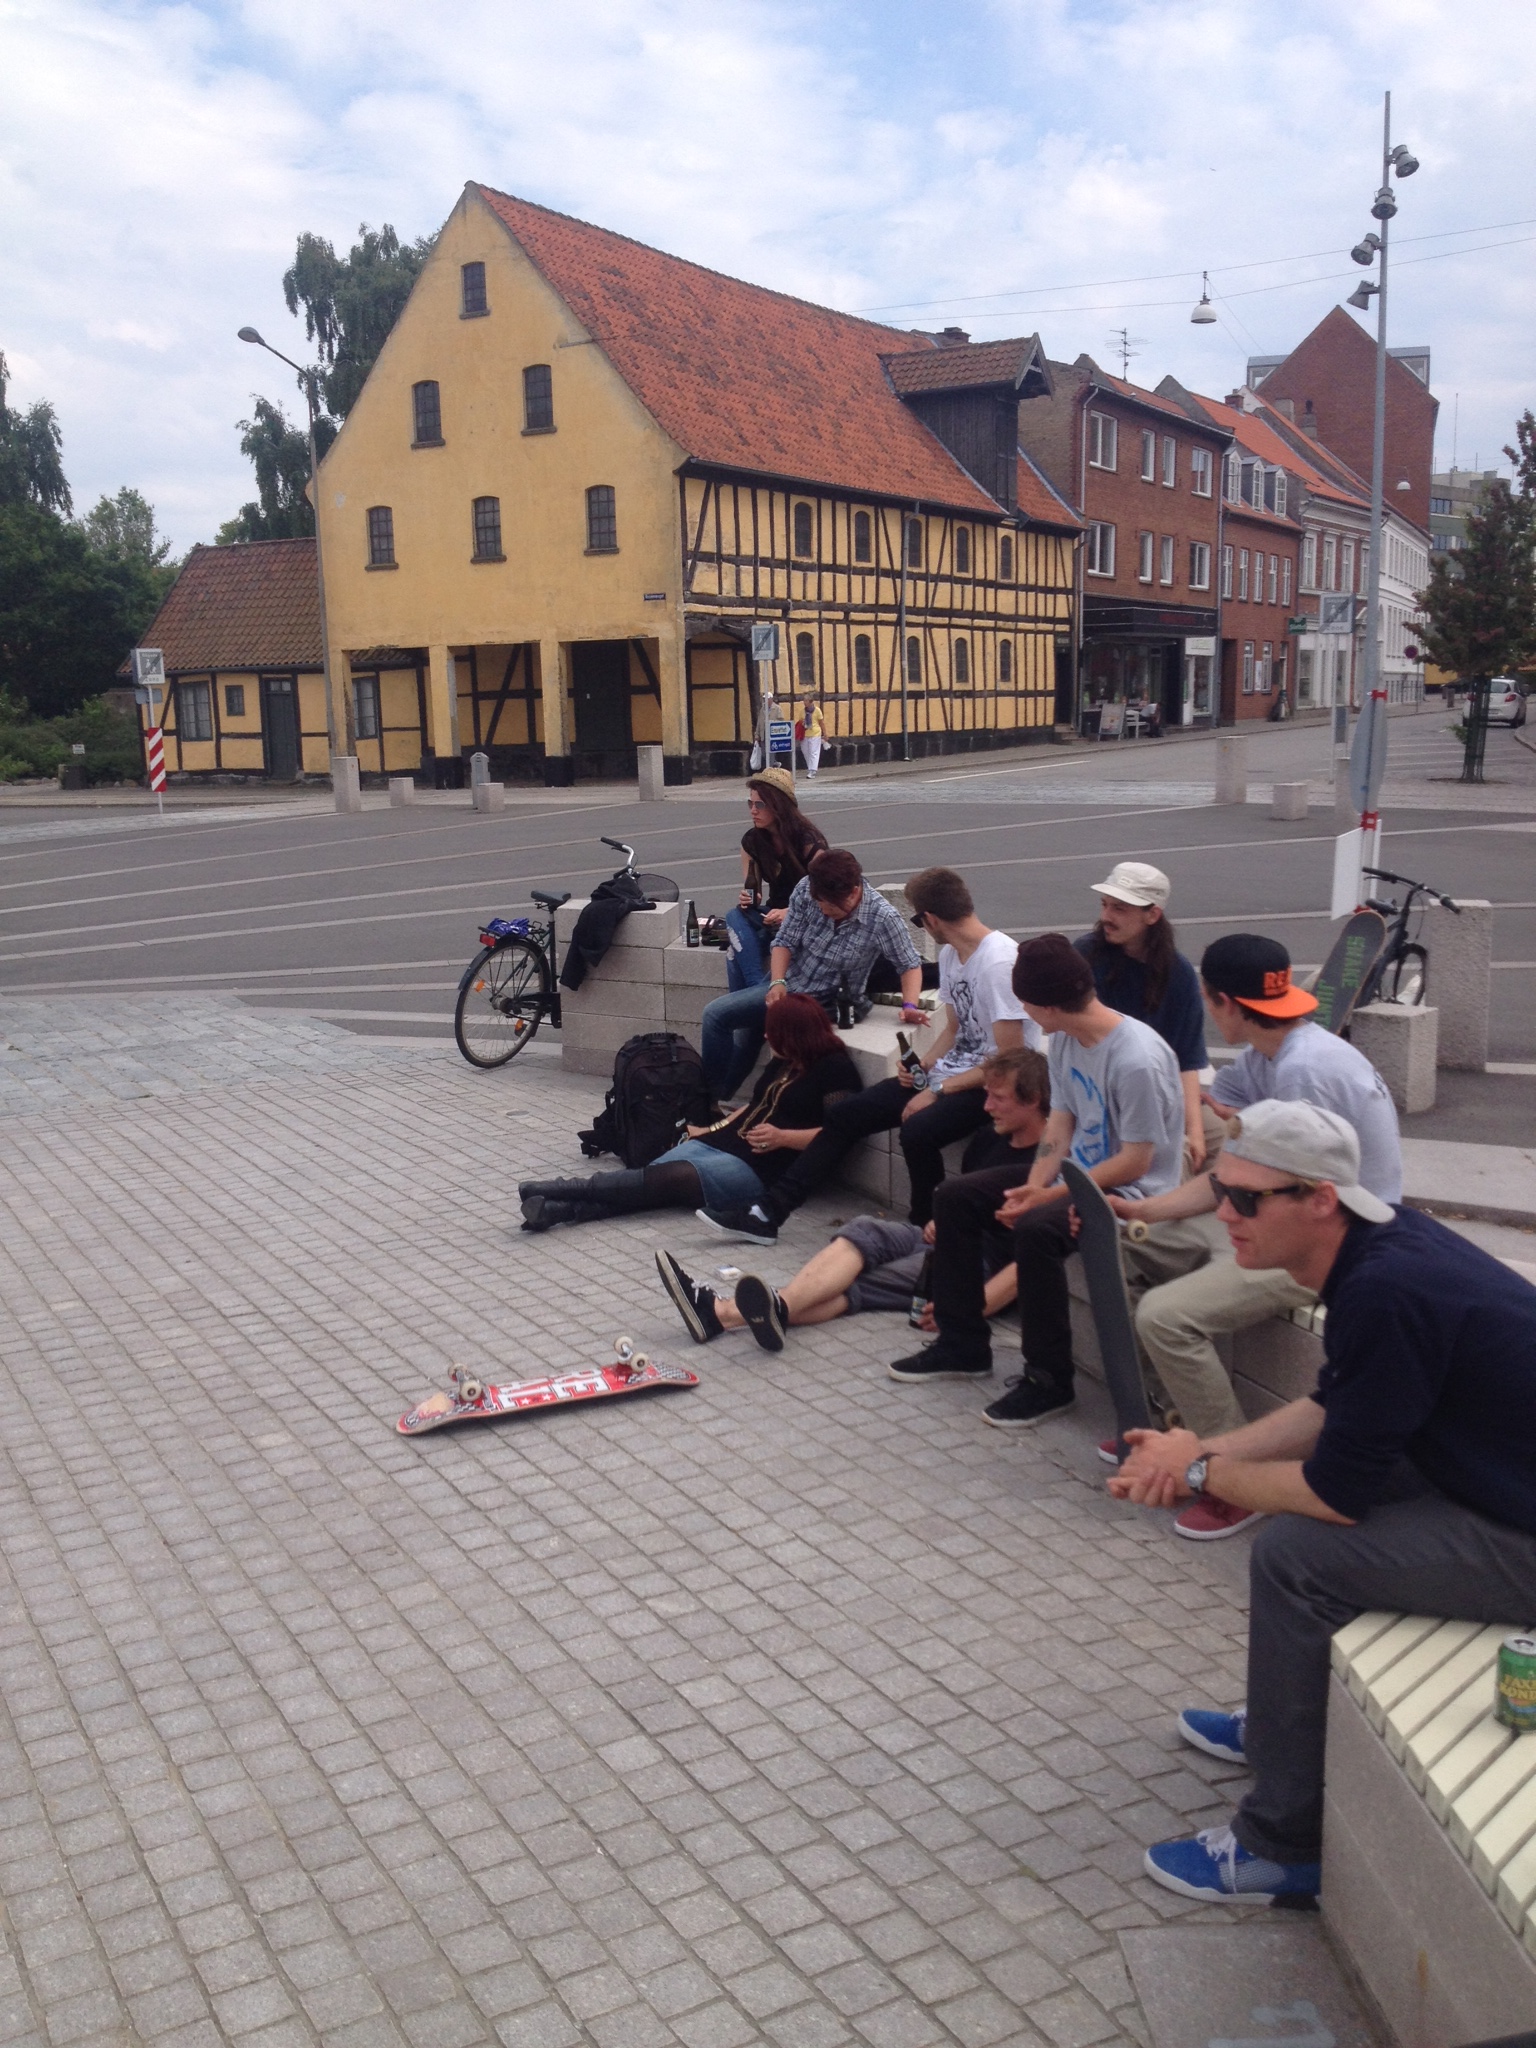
[454,938,551,1068]
[634,870,680,903]
[1384,943,1428,1008]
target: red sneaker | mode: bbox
[1097,1438,1121,1466]
[1174,1497,1266,1541]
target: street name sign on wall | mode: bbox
[1319,595,1358,634]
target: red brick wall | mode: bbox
[1220,509,1300,721]
[1255,308,1436,534]
[1074,400,1224,600]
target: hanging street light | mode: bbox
[1190,271,1218,324]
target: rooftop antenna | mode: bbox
[1106,327,1144,378]
[1452,392,1458,471]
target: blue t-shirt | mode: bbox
[1074,934,1206,1072]
[1305,1205,1536,1534]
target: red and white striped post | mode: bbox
[145,725,166,818]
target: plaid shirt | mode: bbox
[775,880,921,1001]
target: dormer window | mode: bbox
[461,262,488,317]
[412,381,442,446]
[523,365,553,433]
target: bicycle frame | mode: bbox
[476,914,563,1027]
[1358,865,1459,1008]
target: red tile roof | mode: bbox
[883,336,1047,396]
[1081,360,1227,431]
[134,541,321,673]
[475,187,1075,527]
[1185,392,1367,510]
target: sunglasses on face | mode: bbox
[910,911,928,929]
[1208,1174,1316,1218]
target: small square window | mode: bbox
[461,262,488,316]
[472,496,503,560]
[224,683,245,718]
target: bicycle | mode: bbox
[1355,864,1461,1011]
[454,837,679,1068]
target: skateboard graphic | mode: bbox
[1061,1161,1152,1453]
[1311,908,1388,1036]
[398,1339,698,1436]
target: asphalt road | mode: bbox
[0,711,1532,1065]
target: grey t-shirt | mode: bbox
[1211,1020,1403,1204]
[1048,1014,1184,1200]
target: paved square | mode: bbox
[0,999,1264,2048]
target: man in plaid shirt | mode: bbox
[699,849,922,1099]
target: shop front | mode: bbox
[1077,602,1219,737]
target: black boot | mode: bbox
[520,1196,611,1232]
[518,1171,646,1206]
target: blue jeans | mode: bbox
[725,907,770,992]
[700,983,768,1099]
[651,1139,767,1211]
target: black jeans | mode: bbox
[929,1160,1038,1359]
[1237,1488,1536,1864]
[767,1076,989,1224]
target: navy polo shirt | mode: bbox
[1074,935,1207,1072]
[1305,1205,1536,1533]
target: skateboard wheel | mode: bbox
[614,1337,635,1361]
[458,1377,484,1404]
[1126,1220,1149,1244]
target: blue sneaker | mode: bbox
[1144,1826,1319,1903]
[1177,1708,1247,1763]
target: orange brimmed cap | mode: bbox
[1199,933,1318,1019]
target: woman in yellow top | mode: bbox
[798,699,824,779]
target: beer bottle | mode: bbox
[685,900,701,948]
[908,1252,934,1329]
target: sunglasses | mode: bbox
[1208,1173,1317,1218]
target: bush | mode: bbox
[0,694,144,784]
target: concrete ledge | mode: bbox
[1402,1137,1536,1229]
[1350,1002,1438,1113]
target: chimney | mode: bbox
[1301,400,1319,439]
[1272,397,1295,422]
[938,326,971,348]
[1224,389,1246,408]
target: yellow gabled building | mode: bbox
[265,185,1083,786]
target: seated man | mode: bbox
[1111,1100,1536,1905]
[890,932,1184,1430]
[656,1047,1049,1349]
[1109,934,1403,1541]
[699,847,922,1103]
[698,866,1037,1243]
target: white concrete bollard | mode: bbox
[388,777,416,808]
[1215,735,1247,805]
[1420,898,1492,1070]
[637,744,666,802]
[331,752,363,814]
[471,781,505,814]
[1270,780,1309,821]
[469,750,490,788]
[1351,1003,1438,1114]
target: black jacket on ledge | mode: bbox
[558,874,655,990]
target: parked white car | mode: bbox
[1486,678,1529,726]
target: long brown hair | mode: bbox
[763,992,842,1069]
[748,779,828,876]
[1083,910,1179,1009]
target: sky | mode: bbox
[4,0,1533,553]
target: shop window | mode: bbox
[411,380,442,445]
[461,262,488,316]
[853,510,872,563]
[953,638,970,685]
[853,634,873,685]
[954,526,971,574]
[999,535,1014,581]
[795,631,816,685]
[177,681,213,741]
[367,505,395,567]
[523,364,554,432]
[999,640,1013,683]
[472,496,503,560]
[355,676,381,740]
[793,502,814,558]
[224,683,245,718]
[1297,650,1314,705]
[586,485,618,552]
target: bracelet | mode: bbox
[769,977,787,989]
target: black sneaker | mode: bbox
[695,1203,778,1246]
[655,1251,722,1344]
[734,1274,787,1353]
[888,1346,992,1382]
[983,1374,1075,1430]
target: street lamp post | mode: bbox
[1343,92,1418,865]
[237,327,352,794]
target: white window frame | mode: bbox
[1162,435,1177,487]
[1221,544,1234,599]
[1140,430,1156,482]
[1268,554,1278,604]
[1191,448,1212,497]
[1136,530,1153,582]
[1281,557,1293,606]
[1301,532,1317,589]
[1341,539,1356,593]
[1159,534,1174,586]
[1189,541,1211,591]
[1238,549,1249,601]
[1224,451,1241,500]
[1088,411,1118,471]
[1242,642,1255,693]
[1322,534,1337,590]
[1273,472,1287,518]
[1260,642,1273,693]
[1086,520,1116,576]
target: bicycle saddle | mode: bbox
[531,888,571,910]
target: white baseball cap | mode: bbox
[1092,860,1171,909]
[1223,1099,1395,1224]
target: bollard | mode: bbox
[388,777,416,808]
[1421,898,1491,1070]
[1351,1003,1438,1113]
[1270,780,1309,821]
[469,750,490,788]
[1215,734,1247,805]
[637,744,666,802]
[472,781,505,814]
[331,752,363,815]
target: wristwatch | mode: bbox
[1185,1456,1209,1497]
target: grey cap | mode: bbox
[1223,1099,1395,1224]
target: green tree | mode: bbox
[77,485,178,609]
[216,397,338,544]
[283,222,432,418]
[0,503,163,718]
[0,351,71,514]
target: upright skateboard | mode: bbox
[1311,908,1388,1035]
[1061,1162,1152,1454]
[398,1339,698,1436]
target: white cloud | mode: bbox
[2,0,1530,549]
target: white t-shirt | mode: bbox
[1211,1021,1403,1204]
[1048,1014,1184,1200]
[931,930,1041,1079]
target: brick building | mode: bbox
[1017,356,1230,732]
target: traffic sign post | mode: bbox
[1349,684,1389,875]
[131,648,168,819]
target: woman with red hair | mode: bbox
[518,995,860,1231]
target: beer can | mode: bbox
[1495,1634,1536,1733]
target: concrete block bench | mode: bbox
[1324,1610,1536,2044]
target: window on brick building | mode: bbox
[1088,411,1118,470]
[1225,451,1241,500]
[1189,541,1211,591]
[1238,549,1249,601]
[1302,533,1317,589]
[853,634,873,685]
[953,638,970,685]
[793,503,814,558]
[1140,430,1156,481]
[954,525,970,574]
[853,510,873,563]
[1282,557,1293,605]
[1268,554,1279,604]
[1159,534,1174,585]
[1323,534,1337,589]
[1085,521,1115,576]
[1242,642,1255,693]
[1221,544,1234,599]
[523,364,554,431]
[1137,530,1154,583]
[1191,448,1212,497]
[1260,642,1273,692]
[1162,435,1177,487]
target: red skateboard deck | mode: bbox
[398,1340,698,1436]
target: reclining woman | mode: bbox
[727,767,829,992]
[518,994,860,1231]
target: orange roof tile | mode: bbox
[883,336,1047,397]
[1185,392,1367,510]
[476,187,1074,527]
[134,541,321,673]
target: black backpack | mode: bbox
[579,1033,714,1168]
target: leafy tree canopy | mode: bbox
[1416,410,1536,681]
[283,221,433,419]
[216,398,338,545]
[78,485,173,570]
[0,502,167,718]
[0,351,71,515]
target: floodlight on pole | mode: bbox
[1347,280,1380,310]
[1190,271,1217,324]
[1350,234,1382,266]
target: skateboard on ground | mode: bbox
[398,1338,698,1436]
[1310,908,1388,1036]
[1061,1162,1152,1454]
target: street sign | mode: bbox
[131,647,166,686]
[1319,595,1358,634]
[767,720,794,749]
[750,623,780,664]
[1330,827,1365,919]
[1286,615,1309,635]
[1349,689,1390,814]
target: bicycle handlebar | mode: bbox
[599,836,638,868]
[1361,866,1462,914]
